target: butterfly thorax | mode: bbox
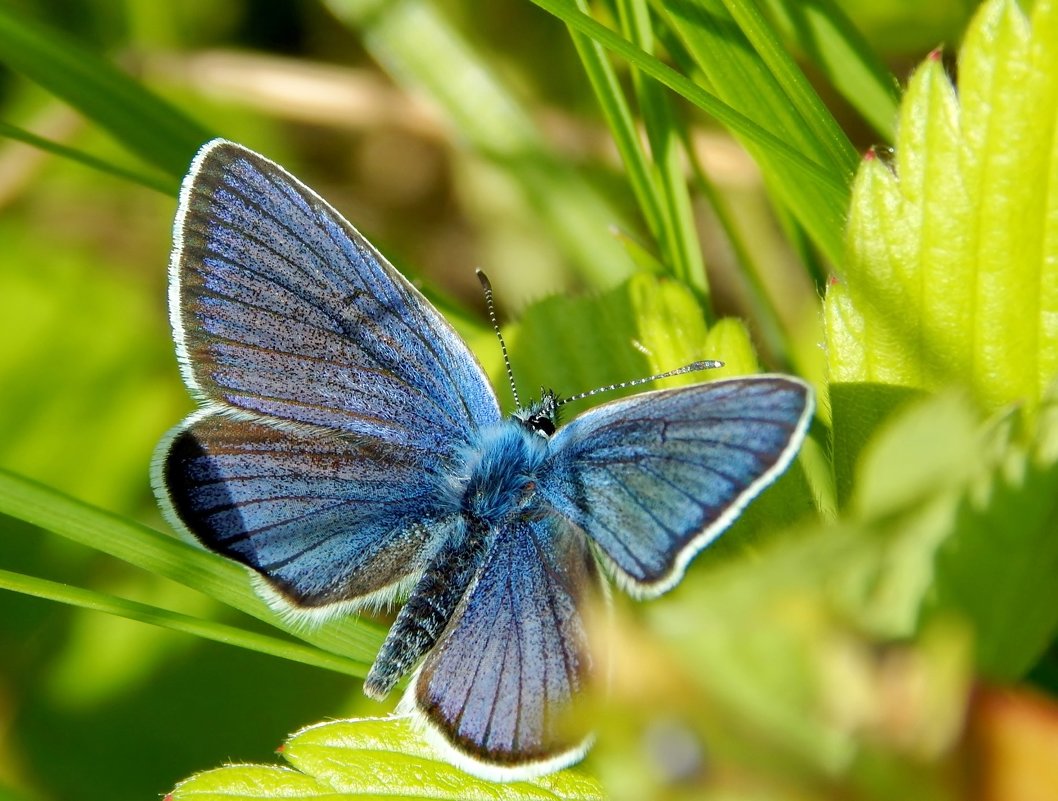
[450,419,551,527]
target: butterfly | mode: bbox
[152,139,814,781]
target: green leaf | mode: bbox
[926,383,1058,679]
[504,273,760,418]
[831,386,1058,680]
[850,392,981,520]
[0,5,211,177]
[825,0,1058,488]
[831,393,978,637]
[168,717,604,800]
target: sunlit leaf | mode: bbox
[168,717,604,800]
[825,0,1058,498]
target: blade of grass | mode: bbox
[0,468,383,667]
[718,0,859,170]
[648,0,855,265]
[761,0,900,142]
[0,120,177,194]
[0,4,211,177]
[324,0,637,288]
[529,0,849,216]
[617,0,709,298]
[0,568,368,677]
[568,0,666,255]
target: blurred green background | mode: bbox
[0,1,1007,799]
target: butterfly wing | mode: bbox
[157,412,460,612]
[155,139,500,612]
[170,138,500,450]
[410,512,602,779]
[539,376,813,596]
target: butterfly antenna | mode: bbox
[476,269,520,408]
[556,359,724,407]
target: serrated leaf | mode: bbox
[168,717,604,801]
[825,0,1058,497]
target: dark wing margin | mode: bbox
[153,411,453,616]
[540,376,813,597]
[170,138,500,452]
[408,513,603,781]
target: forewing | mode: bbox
[412,513,602,779]
[171,139,500,451]
[540,376,813,596]
[156,411,452,611]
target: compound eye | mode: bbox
[528,415,556,437]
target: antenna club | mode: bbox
[556,358,724,407]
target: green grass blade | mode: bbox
[324,0,637,287]
[529,0,850,259]
[0,4,211,177]
[718,0,860,169]
[651,0,856,266]
[0,121,177,193]
[761,0,901,141]
[568,0,666,252]
[0,468,383,668]
[617,0,708,297]
[0,568,367,677]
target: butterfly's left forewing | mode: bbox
[410,513,602,780]
[539,376,813,597]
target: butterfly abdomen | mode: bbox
[363,516,490,700]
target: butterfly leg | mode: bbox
[364,516,491,699]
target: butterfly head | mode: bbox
[513,390,560,438]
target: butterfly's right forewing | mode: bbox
[156,139,501,613]
[171,139,500,449]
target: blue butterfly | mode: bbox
[153,139,814,780]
